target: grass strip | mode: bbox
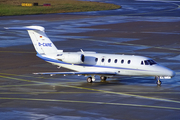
[0,0,121,16]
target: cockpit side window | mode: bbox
[141,61,144,65]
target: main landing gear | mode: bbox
[100,76,107,82]
[87,76,107,83]
[87,77,93,83]
[155,76,162,86]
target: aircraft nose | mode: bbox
[171,70,176,77]
[157,65,175,78]
[164,67,175,78]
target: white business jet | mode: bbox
[5,26,175,85]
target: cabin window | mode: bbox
[128,60,131,64]
[108,59,111,63]
[95,58,98,62]
[121,59,124,64]
[114,59,118,63]
[102,58,105,62]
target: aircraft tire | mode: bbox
[100,76,107,81]
[87,77,93,83]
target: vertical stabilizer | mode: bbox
[5,26,58,56]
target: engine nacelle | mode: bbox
[58,53,84,64]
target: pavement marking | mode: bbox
[0,84,42,88]
[0,75,44,84]
[0,91,178,95]
[0,51,35,53]
[56,84,180,104]
[0,73,45,79]
[60,36,180,52]
[96,92,180,94]
[0,92,98,94]
[0,97,179,110]
[0,73,180,104]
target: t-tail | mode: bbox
[4,26,60,56]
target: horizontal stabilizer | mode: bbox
[4,26,45,31]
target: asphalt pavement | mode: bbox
[0,0,180,119]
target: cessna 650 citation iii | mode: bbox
[5,26,175,85]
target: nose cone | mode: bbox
[159,65,176,78]
[171,70,176,78]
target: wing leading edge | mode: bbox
[33,71,117,76]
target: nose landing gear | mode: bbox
[157,79,162,86]
[155,76,162,86]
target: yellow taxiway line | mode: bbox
[0,92,97,94]
[0,91,179,95]
[0,73,180,105]
[0,97,180,110]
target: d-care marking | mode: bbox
[38,42,52,47]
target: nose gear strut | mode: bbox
[155,76,162,86]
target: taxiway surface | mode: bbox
[0,0,180,120]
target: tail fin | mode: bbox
[5,26,58,55]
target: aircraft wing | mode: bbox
[33,71,117,76]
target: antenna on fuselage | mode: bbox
[80,49,84,54]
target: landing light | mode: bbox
[160,76,171,79]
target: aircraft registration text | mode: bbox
[38,42,52,47]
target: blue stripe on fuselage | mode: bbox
[36,54,149,72]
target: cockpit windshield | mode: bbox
[147,60,157,65]
[141,59,157,65]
